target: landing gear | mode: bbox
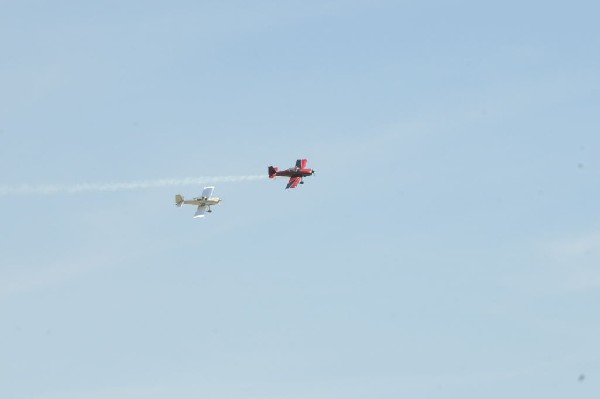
[207,207,212,213]
[300,180,304,184]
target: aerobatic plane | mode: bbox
[268,159,315,189]
[175,186,221,218]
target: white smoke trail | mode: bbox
[0,175,267,196]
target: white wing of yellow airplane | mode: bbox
[194,205,207,218]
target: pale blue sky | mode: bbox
[2,1,600,398]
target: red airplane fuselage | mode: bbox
[270,167,314,178]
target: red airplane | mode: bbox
[268,159,315,189]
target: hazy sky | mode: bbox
[2,1,600,398]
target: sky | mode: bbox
[1,0,600,398]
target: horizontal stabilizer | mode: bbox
[268,166,278,178]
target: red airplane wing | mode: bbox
[295,159,307,169]
[286,177,301,189]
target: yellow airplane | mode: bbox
[175,186,221,218]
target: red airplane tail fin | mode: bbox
[268,166,278,178]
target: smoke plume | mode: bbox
[0,175,267,196]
